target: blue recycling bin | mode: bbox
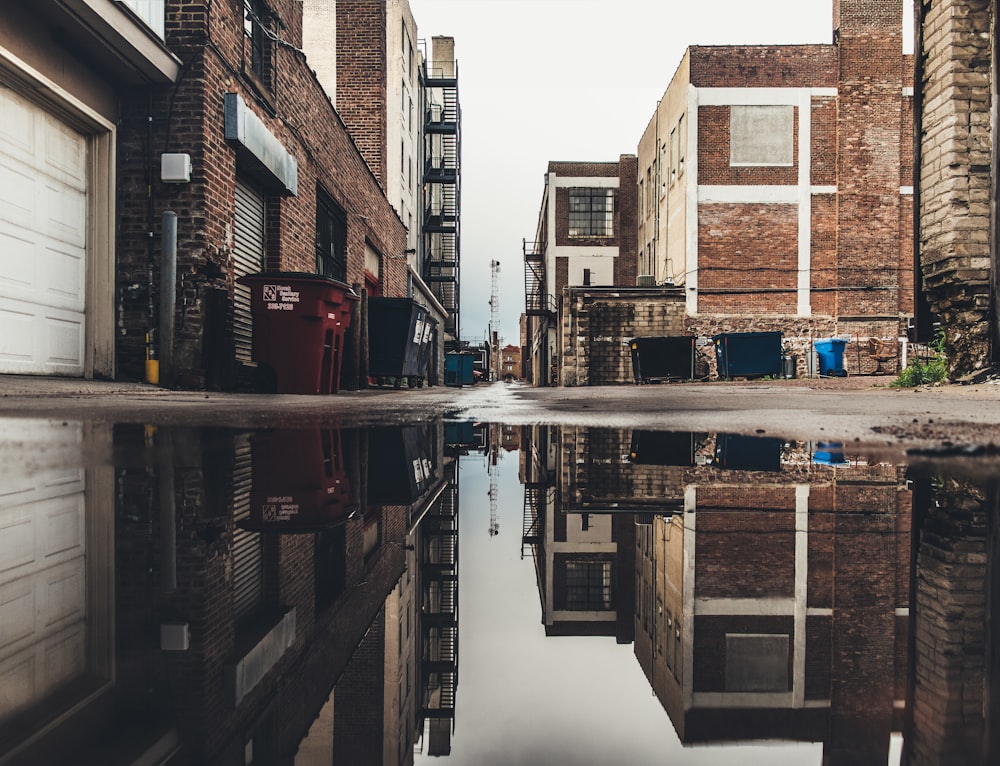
[815,338,847,377]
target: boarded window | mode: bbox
[730,105,794,166]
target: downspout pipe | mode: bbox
[160,211,177,387]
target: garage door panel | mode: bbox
[0,229,35,291]
[0,91,35,162]
[0,581,35,649]
[43,180,87,249]
[44,243,86,308]
[0,300,84,375]
[0,160,37,222]
[42,114,87,191]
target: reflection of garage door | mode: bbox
[0,420,87,721]
[0,87,88,376]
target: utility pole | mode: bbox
[489,259,500,381]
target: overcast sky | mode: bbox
[407,0,914,347]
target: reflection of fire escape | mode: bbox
[521,427,554,559]
[420,464,459,755]
[422,58,461,339]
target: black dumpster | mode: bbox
[238,272,358,394]
[629,336,696,383]
[368,425,436,503]
[368,297,431,388]
[628,431,707,466]
[714,331,783,379]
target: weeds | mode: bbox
[891,330,948,388]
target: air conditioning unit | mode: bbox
[636,274,655,287]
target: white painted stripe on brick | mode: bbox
[895,607,910,617]
[698,185,799,203]
[549,246,618,258]
[794,485,809,707]
[698,87,837,105]
[695,597,796,615]
[811,186,837,195]
[807,607,834,616]
[902,86,914,96]
[797,91,812,316]
[687,85,699,315]
[551,176,619,188]
[900,186,913,195]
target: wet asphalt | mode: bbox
[2,374,1000,459]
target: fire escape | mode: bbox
[521,426,555,560]
[421,57,461,341]
[523,239,557,385]
[419,463,459,755]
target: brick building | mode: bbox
[523,158,641,386]
[304,1,462,382]
[637,0,914,377]
[0,1,427,390]
[916,0,994,378]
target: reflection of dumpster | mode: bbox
[713,433,783,471]
[242,428,357,533]
[368,298,432,388]
[238,272,358,394]
[368,425,436,504]
[445,352,474,386]
[815,338,848,377]
[714,332,783,379]
[813,442,849,465]
[629,336,696,383]
[628,431,706,466]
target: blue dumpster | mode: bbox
[815,338,847,377]
[714,332,783,378]
[445,352,474,386]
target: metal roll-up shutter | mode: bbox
[233,178,265,364]
[231,433,261,621]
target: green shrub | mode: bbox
[891,331,947,388]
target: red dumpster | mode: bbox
[237,272,359,394]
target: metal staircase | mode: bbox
[421,57,461,339]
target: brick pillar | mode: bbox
[918,0,993,377]
[336,0,388,187]
[835,0,905,319]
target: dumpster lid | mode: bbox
[237,271,359,297]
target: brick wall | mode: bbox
[560,288,686,386]
[919,0,993,376]
[116,0,407,388]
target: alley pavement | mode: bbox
[4,374,1000,460]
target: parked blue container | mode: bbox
[713,331,783,378]
[815,338,848,377]
[445,352,474,386]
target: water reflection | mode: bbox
[0,420,995,764]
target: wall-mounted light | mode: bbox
[161,153,191,183]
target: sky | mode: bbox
[407,0,914,347]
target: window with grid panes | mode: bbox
[568,188,613,238]
[566,560,612,610]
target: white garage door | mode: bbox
[0,87,88,376]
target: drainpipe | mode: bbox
[160,211,177,388]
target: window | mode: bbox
[725,633,789,692]
[315,188,347,280]
[566,560,612,610]
[730,105,794,166]
[669,126,678,183]
[582,268,591,287]
[244,0,273,89]
[678,114,686,175]
[568,188,613,238]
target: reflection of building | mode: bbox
[521,426,635,640]
[2,422,448,764]
[633,433,911,758]
[499,344,522,381]
[907,476,996,766]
